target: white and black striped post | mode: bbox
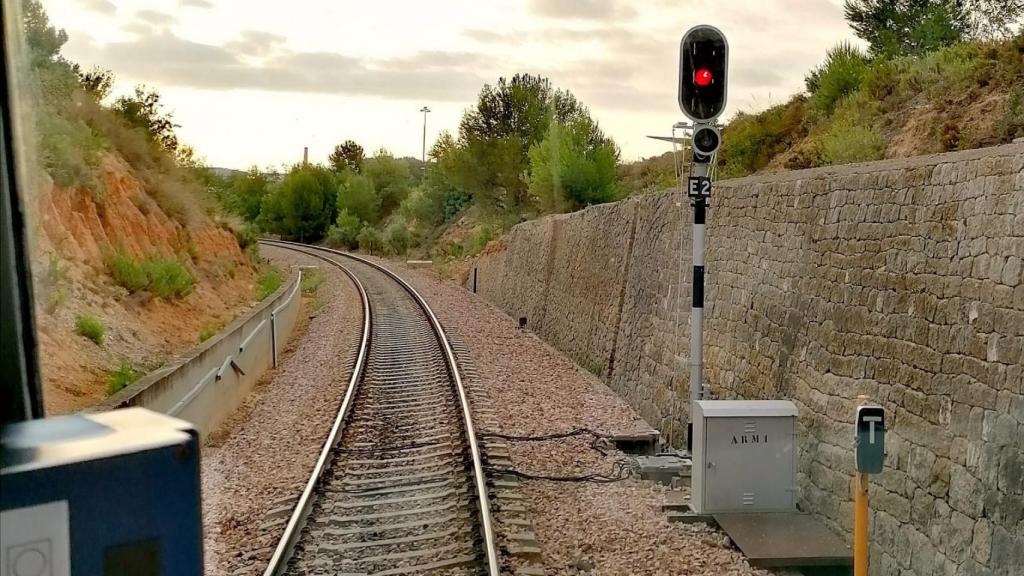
[686,155,711,453]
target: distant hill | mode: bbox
[209,167,246,180]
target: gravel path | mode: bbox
[377,259,769,576]
[201,245,362,575]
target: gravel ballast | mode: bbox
[201,245,362,575]
[381,259,769,576]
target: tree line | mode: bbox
[215,73,621,257]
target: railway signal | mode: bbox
[691,125,721,163]
[677,25,728,453]
[679,25,729,122]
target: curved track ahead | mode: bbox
[259,241,498,576]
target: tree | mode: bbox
[21,0,67,66]
[356,226,384,254]
[363,149,412,218]
[336,172,381,224]
[113,86,182,156]
[226,167,270,222]
[528,117,619,213]
[258,165,337,241]
[446,74,609,211]
[328,140,365,173]
[963,0,1024,39]
[385,218,412,255]
[75,66,114,100]
[842,0,1022,57]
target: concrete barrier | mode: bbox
[92,268,303,436]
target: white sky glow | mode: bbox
[42,0,858,169]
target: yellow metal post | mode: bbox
[854,472,869,576]
[854,395,870,576]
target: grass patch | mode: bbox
[107,362,143,395]
[817,93,886,165]
[300,268,327,313]
[145,258,195,299]
[257,265,283,300]
[301,268,325,296]
[108,249,195,299]
[109,250,149,292]
[74,313,105,345]
[198,324,218,343]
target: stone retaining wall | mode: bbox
[470,143,1024,576]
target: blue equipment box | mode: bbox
[1,408,202,575]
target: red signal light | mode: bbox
[694,68,713,86]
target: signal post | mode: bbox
[678,25,728,452]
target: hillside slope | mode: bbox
[620,34,1024,194]
[31,153,257,413]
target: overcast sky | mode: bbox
[43,0,858,169]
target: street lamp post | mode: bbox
[419,106,431,163]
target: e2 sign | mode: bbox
[688,176,711,199]
[855,404,885,474]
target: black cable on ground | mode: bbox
[478,428,612,442]
[489,468,629,483]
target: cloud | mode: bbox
[179,0,213,7]
[81,0,115,15]
[73,31,486,101]
[527,0,635,20]
[226,30,288,57]
[135,9,177,27]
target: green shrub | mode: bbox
[37,109,107,191]
[108,249,194,299]
[719,97,807,178]
[143,258,194,299]
[466,224,496,256]
[198,324,218,343]
[906,43,983,100]
[108,250,149,292]
[107,362,143,395]
[385,218,412,255]
[257,266,283,300]
[356,226,384,254]
[999,83,1024,141]
[325,209,362,249]
[233,224,258,250]
[819,117,885,165]
[75,314,105,345]
[300,268,325,296]
[807,42,870,114]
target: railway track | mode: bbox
[259,240,499,576]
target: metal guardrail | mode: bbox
[92,266,303,436]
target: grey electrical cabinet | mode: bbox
[691,400,798,514]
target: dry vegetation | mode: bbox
[620,32,1024,192]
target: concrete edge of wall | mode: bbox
[89,266,304,436]
[716,141,1024,187]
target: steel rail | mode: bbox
[260,239,500,576]
[259,242,372,576]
